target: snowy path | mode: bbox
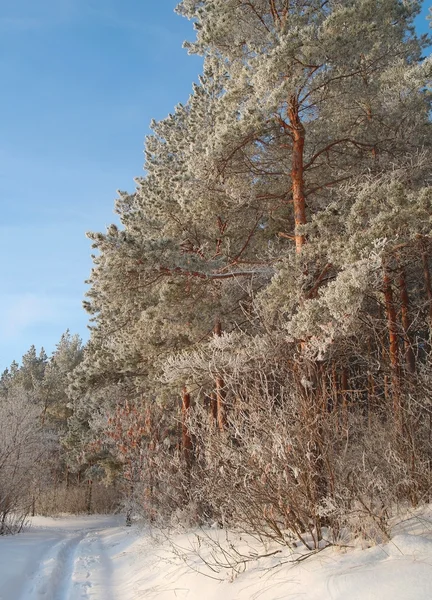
[1,511,432,600]
[0,516,128,600]
[19,530,114,600]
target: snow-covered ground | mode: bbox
[0,509,432,599]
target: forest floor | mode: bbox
[0,508,432,599]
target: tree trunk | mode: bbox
[214,319,227,431]
[86,479,93,515]
[383,271,402,429]
[181,387,192,465]
[288,96,306,253]
[398,266,415,374]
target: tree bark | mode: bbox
[86,479,93,515]
[383,271,401,428]
[398,266,415,374]
[214,319,227,431]
[288,96,306,253]
[182,387,192,465]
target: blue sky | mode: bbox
[0,0,202,369]
[0,1,430,370]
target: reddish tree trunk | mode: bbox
[288,96,306,253]
[182,387,192,465]
[398,267,415,374]
[214,319,227,431]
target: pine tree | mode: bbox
[70,0,431,534]
[178,0,430,249]
[40,330,83,426]
[18,345,47,391]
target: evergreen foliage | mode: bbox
[0,332,105,528]
[3,0,431,542]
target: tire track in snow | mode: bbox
[19,531,85,600]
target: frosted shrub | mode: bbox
[0,388,48,534]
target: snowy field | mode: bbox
[0,510,432,599]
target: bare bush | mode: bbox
[35,482,121,516]
[159,323,432,549]
[0,388,48,534]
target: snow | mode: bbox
[0,510,431,599]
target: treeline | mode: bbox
[0,334,118,534]
[2,0,431,543]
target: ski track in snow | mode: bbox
[18,526,115,600]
